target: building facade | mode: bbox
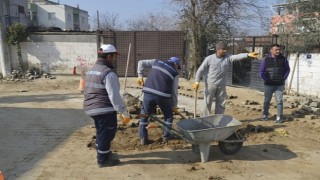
[2,0,29,27]
[28,0,89,31]
[270,1,320,35]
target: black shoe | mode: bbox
[141,138,149,145]
[98,158,120,168]
[162,137,168,143]
[97,152,120,167]
[163,134,175,143]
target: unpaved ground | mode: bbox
[0,75,320,180]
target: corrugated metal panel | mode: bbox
[159,31,185,60]
[101,31,116,45]
[135,31,160,77]
[114,31,135,77]
[136,31,160,60]
[100,31,185,77]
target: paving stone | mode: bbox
[310,102,320,108]
[305,115,317,120]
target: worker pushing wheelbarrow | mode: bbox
[141,114,244,163]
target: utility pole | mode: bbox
[0,0,10,77]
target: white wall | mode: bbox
[36,4,89,31]
[288,53,320,97]
[37,5,66,29]
[9,34,97,74]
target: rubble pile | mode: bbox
[236,94,320,121]
[121,90,195,123]
[289,96,320,120]
[122,91,142,114]
[3,67,56,81]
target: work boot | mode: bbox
[261,115,268,121]
[162,137,169,143]
[97,152,120,168]
[162,135,173,143]
[141,138,150,145]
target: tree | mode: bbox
[279,0,320,52]
[126,13,177,31]
[6,23,28,74]
[91,11,123,31]
[170,0,267,77]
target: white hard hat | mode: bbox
[99,44,119,54]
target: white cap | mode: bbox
[99,44,119,54]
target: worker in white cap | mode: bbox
[83,44,131,167]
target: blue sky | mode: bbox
[58,0,283,35]
[59,0,170,20]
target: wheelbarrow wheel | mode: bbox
[218,141,243,155]
[218,132,244,155]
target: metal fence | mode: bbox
[97,31,284,91]
[97,31,186,77]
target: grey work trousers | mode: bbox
[202,83,226,116]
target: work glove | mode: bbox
[172,107,179,114]
[248,52,259,58]
[193,82,199,91]
[121,111,131,125]
[137,77,144,86]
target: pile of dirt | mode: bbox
[86,122,190,151]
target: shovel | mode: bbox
[194,90,197,118]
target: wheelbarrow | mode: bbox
[146,114,244,163]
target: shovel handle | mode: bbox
[139,114,182,136]
[194,90,197,118]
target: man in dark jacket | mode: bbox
[83,44,131,167]
[259,44,290,123]
[137,57,181,145]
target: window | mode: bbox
[277,7,286,16]
[48,13,56,20]
[18,6,25,14]
[81,17,86,24]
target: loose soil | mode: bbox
[0,75,319,180]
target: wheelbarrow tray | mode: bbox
[176,114,242,144]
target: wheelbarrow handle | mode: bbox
[139,114,188,141]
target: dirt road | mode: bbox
[0,75,319,180]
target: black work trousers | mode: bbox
[91,112,117,164]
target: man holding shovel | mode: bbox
[83,44,131,167]
[193,42,258,116]
[137,57,181,145]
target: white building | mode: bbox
[28,0,89,31]
[2,0,29,26]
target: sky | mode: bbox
[58,0,171,23]
[57,0,283,35]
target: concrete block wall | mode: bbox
[288,53,320,97]
[9,33,97,74]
